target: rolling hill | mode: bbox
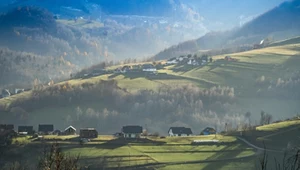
[0,6,177,88]
[0,36,299,134]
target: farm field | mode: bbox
[2,135,257,170]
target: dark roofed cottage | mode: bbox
[122,125,143,138]
[18,126,34,135]
[38,124,54,135]
[80,128,98,138]
[168,127,193,137]
[0,124,14,131]
[201,127,216,135]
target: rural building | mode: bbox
[0,124,14,131]
[201,55,209,62]
[114,68,122,73]
[1,89,11,98]
[131,65,141,71]
[178,56,188,61]
[114,132,124,138]
[166,57,178,65]
[200,127,216,135]
[15,89,24,94]
[121,65,132,73]
[142,64,157,72]
[80,128,98,138]
[18,126,34,135]
[122,125,143,138]
[168,127,193,137]
[38,124,54,135]
[224,56,237,61]
[64,126,76,135]
[253,44,262,49]
[187,59,199,66]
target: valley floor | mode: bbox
[1,135,257,170]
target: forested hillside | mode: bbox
[0,80,237,134]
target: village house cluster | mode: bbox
[0,123,217,145]
[78,63,158,79]
[166,54,212,66]
[114,63,157,74]
[0,88,26,99]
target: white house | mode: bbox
[187,59,199,66]
[168,127,193,137]
[142,64,157,72]
[15,89,24,94]
[166,59,178,65]
[143,68,157,72]
[1,89,11,98]
[178,56,184,61]
[166,57,178,65]
[122,125,143,138]
[64,126,76,135]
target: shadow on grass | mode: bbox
[108,71,216,87]
[143,148,253,154]
[81,155,157,170]
[95,138,166,150]
[171,64,199,73]
[201,144,252,170]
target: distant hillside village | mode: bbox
[73,53,214,79]
[0,88,27,99]
[0,52,235,100]
[166,54,212,66]
[0,123,218,145]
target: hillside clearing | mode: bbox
[256,119,300,131]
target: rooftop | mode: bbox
[122,125,143,133]
[169,127,193,134]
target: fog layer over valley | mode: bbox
[0,4,206,88]
[0,0,300,136]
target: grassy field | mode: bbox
[256,119,300,131]
[158,161,256,170]
[3,135,256,169]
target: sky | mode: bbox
[0,0,288,31]
[185,0,288,30]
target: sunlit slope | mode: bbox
[181,43,300,96]
[1,40,300,121]
[268,36,300,47]
[1,42,300,105]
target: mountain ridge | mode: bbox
[153,0,300,60]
